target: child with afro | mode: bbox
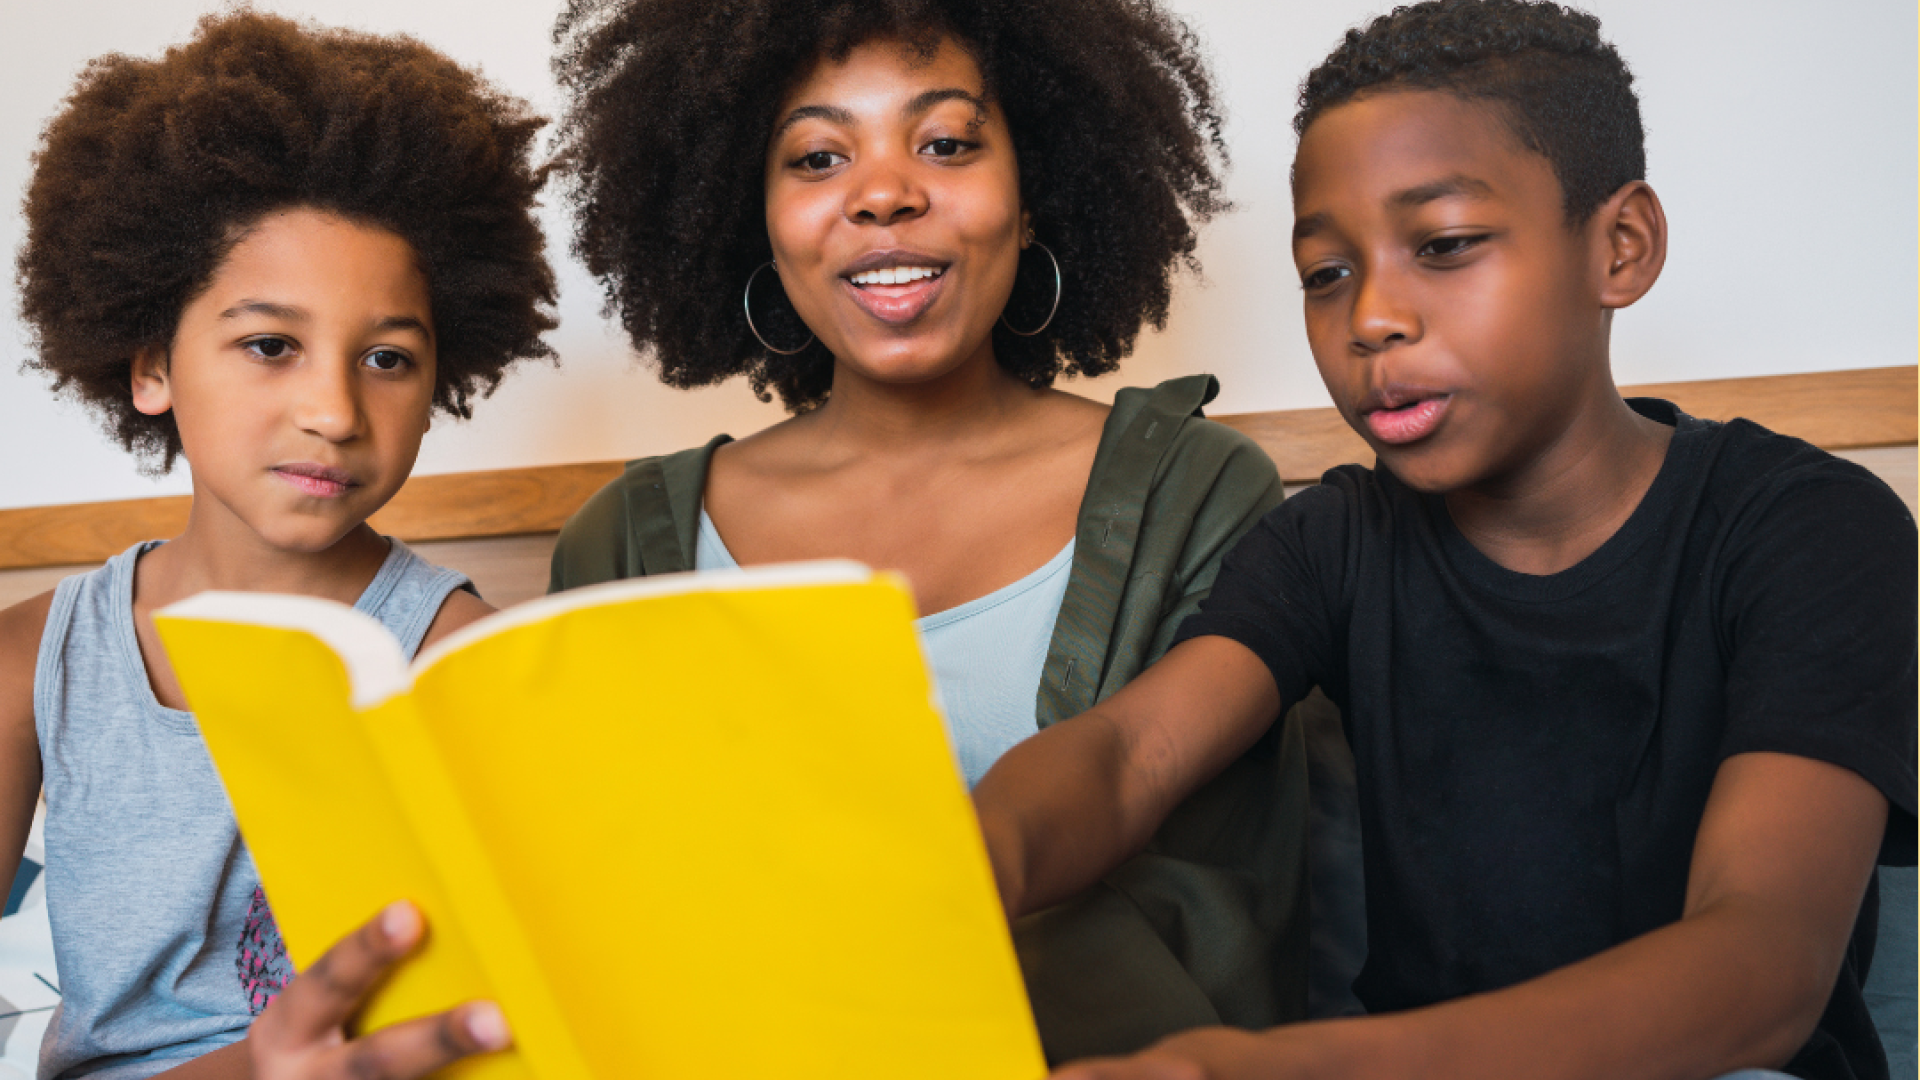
[973,2,1916,1078]
[0,12,555,1080]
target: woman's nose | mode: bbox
[843,153,928,226]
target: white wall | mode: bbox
[1,0,1912,511]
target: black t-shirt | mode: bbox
[1175,400,1917,1080]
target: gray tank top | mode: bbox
[34,539,467,1080]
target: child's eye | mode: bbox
[242,337,296,361]
[1300,266,1351,291]
[363,349,411,373]
[1418,235,1487,259]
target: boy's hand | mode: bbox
[246,902,510,1080]
[1051,1025,1351,1080]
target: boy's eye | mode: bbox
[243,337,295,361]
[1418,235,1486,258]
[1301,266,1350,291]
[363,349,410,373]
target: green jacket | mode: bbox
[550,376,1311,1059]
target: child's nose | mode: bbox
[291,360,366,442]
[1349,269,1421,352]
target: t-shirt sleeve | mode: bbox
[1715,462,1918,864]
[1172,471,1357,709]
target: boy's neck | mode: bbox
[1442,390,1673,577]
[134,501,392,614]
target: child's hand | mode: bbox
[246,901,510,1080]
[1051,1024,1350,1080]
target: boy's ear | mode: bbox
[130,346,173,416]
[1593,180,1667,310]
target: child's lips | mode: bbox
[272,464,358,499]
[1362,394,1452,445]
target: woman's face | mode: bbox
[764,36,1026,388]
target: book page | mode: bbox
[409,573,1044,1080]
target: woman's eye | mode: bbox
[795,150,845,172]
[1419,235,1485,258]
[243,337,294,361]
[364,350,410,373]
[924,138,965,158]
[1301,266,1350,291]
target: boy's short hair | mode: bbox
[1295,0,1644,225]
[17,11,558,472]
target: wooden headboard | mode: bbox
[0,366,1911,609]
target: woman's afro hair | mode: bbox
[551,0,1228,411]
[1296,0,1644,225]
[16,10,559,472]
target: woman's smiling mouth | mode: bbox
[840,251,950,326]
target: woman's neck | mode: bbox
[800,347,1053,460]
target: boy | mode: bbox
[0,12,555,1079]
[972,2,1917,1078]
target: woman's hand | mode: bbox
[246,901,510,1080]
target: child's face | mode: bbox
[133,208,436,553]
[1290,89,1622,494]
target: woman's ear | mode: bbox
[130,346,174,416]
[1593,180,1667,310]
[1019,209,1033,250]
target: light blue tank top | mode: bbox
[34,539,468,1080]
[696,511,1073,786]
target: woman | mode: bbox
[549,0,1310,1061]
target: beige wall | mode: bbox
[2,0,1914,513]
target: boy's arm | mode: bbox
[0,594,51,916]
[974,636,1281,918]
[1057,749,1887,1080]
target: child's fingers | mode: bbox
[316,1001,511,1080]
[256,901,425,1046]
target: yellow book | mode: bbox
[155,562,1044,1080]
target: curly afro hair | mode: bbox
[16,10,558,472]
[552,0,1227,411]
[1296,0,1644,225]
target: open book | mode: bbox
[155,563,1043,1080]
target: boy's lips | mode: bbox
[1361,393,1452,445]
[840,248,950,326]
[272,463,358,499]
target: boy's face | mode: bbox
[133,208,436,553]
[1291,89,1623,495]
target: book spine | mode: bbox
[361,696,595,1080]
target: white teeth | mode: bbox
[850,266,943,286]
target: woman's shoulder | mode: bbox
[1102,375,1278,481]
[550,436,731,590]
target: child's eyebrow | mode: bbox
[1390,174,1495,208]
[218,300,306,322]
[373,315,433,341]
